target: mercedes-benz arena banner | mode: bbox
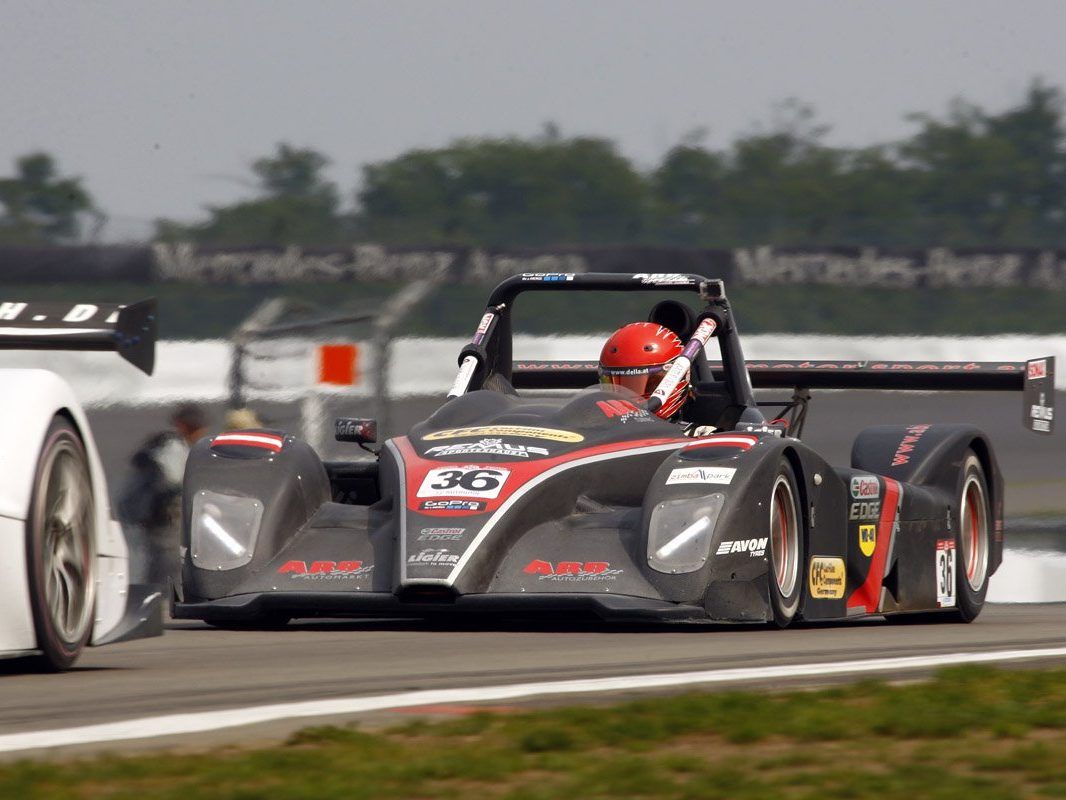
[2,243,1066,289]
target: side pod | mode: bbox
[851,424,1004,575]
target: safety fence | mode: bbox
[5,334,1062,408]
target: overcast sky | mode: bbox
[4,0,1066,237]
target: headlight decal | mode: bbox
[647,493,726,574]
[654,515,713,560]
[190,490,264,571]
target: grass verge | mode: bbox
[5,665,1066,799]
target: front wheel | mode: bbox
[768,460,804,627]
[26,417,96,671]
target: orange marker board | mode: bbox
[317,343,359,385]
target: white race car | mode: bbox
[0,299,162,670]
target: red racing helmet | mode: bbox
[598,322,688,419]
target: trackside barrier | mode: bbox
[1,334,1064,406]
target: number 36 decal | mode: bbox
[935,539,956,608]
[418,466,511,499]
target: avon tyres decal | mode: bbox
[716,538,767,557]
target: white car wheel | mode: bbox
[27,417,96,670]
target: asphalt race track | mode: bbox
[0,391,1061,756]
[2,606,1066,757]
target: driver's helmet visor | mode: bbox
[598,364,668,398]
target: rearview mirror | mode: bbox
[335,417,377,444]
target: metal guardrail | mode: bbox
[227,279,441,447]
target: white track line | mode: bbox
[4,646,1066,754]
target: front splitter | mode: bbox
[173,591,709,623]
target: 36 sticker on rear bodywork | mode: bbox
[936,539,956,607]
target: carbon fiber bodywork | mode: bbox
[175,389,1003,625]
[175,273,1021,626]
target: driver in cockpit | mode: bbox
[597,322,714,436]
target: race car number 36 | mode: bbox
[417,466,511,499]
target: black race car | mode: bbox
[174,273,1054,627]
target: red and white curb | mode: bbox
[4,646,1066,754]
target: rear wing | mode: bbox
[0,299,156,374]
[513,357,1056,434]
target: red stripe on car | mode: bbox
[846,477,902,614]
[212,433,284,452]
[680,435,758,452]
[398,435,701,514]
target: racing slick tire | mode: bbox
[26,417,96,671]
[950,450,992,622]
[768,459,803,628]
[893,449,992,625]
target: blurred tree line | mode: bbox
[4,80,1066,248]
[0,153,101,244]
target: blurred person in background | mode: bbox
[119,403,208,593]
[224,406,263,430]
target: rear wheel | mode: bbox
[26,417,96,671]
[768,460,803,627]
[953,450,991,622]
[891,448,991,625]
